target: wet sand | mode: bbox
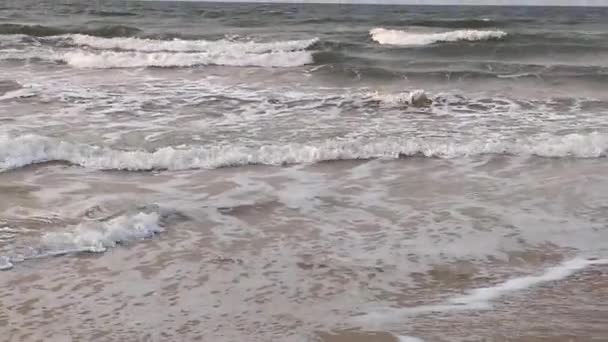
[1,159,607,341]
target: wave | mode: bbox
[0,211,162,270]
[359,257,608,323]
[0,88,36,101]
[0,24,65,37]
[0,47,314,68]
[0,23,141,38]
[60,49,313,68]
[1,133,607,173]
[0,256,11,270]
[42,212,161,254]
[370,28,507,46]
[0,79,36,101]
[0,34,318,68]
[63,34,319,53]
[329,61,608,82]
[0,79,21,93]
[369,89,432,107]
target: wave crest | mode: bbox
[64,34,319,53]
[41,212,162,254]
[1,34,318,68]
[0,211,162,270]
[370,28,507,46]
[60,49,313,68]
[1,133,607,172]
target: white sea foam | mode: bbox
[41,212,161,253]
[497,72,539,79]
[0,88,37,101]
[359,257,608,324]
[0,35,317,68]
[0,255,13,270]
[1,133,607,172]
[64,34,319,53]
[448,257,608,306]
[396,335,425,342]
[0,211,161,270]
[61,49,313,68]
[370,89,431,106]
[370,28,507,46]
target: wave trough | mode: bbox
[370,28,507,46]
[0,23,141,37]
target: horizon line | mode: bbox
[144,0,608,7]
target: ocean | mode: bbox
[1,1,607,341]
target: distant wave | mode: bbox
[0,34,318,68]
[1,133,607,173]
[59,49,313,68]
[64,34,319,53]
[0,23,141,38]
[0,49,314,68]
[370,28,507,46]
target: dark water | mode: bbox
[2,2,608,83]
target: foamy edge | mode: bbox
[64,34,319,53]
[0,211,162,270]
[360,257,608,324]
[370,28,507,46]
[61,49,314,68]
[1,133,607,172]
[1,34,320,68]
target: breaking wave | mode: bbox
[42,212,162,254]
[1,133,607,172]
[63,34,319,53]
[370,28,507,46]
[0,47,314,68]
[0,211,162,270]
[0,34,319,68]
[60,49,313,68]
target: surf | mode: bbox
[1,132,607,173]
[370,27,508,46]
